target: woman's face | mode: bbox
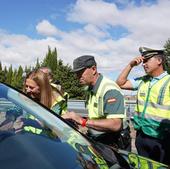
[25,79,40,100]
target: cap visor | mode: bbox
[143,55,154,61]
[71,67,86,73]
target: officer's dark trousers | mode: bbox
[135,130,170,165]
[91,131,131,152]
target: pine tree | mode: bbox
[24,65,32,75]
[0,62,2,72]
[40,46,85,99]
[0,62,5,82]
[35,58,41,69]
[5,65,13,85]
[54,59,85,99]
[0,46,85,99]
[4,66,7,80]
[164,39,170,73]
[11,69,17,87]
[42,46,58,73]
[16,66,24,89]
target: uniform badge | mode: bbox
[107,98,117,103]
[139,92,145,97]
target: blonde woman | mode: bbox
[23,69,67,115]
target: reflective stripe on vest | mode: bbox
[51,95,67,115]
[135,100,170,120]
[24,115,42,134]
[24,126,42,134]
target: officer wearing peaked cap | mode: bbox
[139,46,164,58]
[116,46,170,165]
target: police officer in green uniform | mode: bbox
[62,55,131,151]
[116,47,170,164]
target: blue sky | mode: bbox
[0,0,170,80]
[0,0,74,37]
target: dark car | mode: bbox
[0,83,168,169]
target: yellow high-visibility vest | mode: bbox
[134,74,170,138]
[87,76,125,119]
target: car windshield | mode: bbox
[1,83,168,169]
[0,83,113,169]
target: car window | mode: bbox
[0,83,109,169]
[1,83,168,169]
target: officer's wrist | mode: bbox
[85,119,95,127]
[129,63,134,68]
[81,118,87,127]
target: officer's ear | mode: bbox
[91,65,97,75]
[156,56,163,65]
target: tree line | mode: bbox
[0,40,170,99]
[0,47,85,99]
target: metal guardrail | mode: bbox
[67,99,88,116]
[68,99,136,118]
[0,98,136,118]
[0,99,15,112]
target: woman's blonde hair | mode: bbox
[23,69,53,108]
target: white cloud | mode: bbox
[1,0,170,79]
[67,0,119,26]
[36,20,63,37]
[66,0,170,74]
[0,32,60,68]
[84,24,108,38]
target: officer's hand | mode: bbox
[62,111,75,119]
[129,56,144,67]
[62,111,82,124]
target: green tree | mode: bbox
[0,62,5,82]
[16,66,24,89]
[42,46,58,72]
[0,46,85,99]
[35,58,41,69]
[3,66,7,81]
[5,65,13,85]
[11,69,17,87]
[164,39,170,73]
[24,65,32,75]
[54,59,85,99]
[0,62,2,72]
[41,47,85,99]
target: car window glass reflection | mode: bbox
[0,85,108,169]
